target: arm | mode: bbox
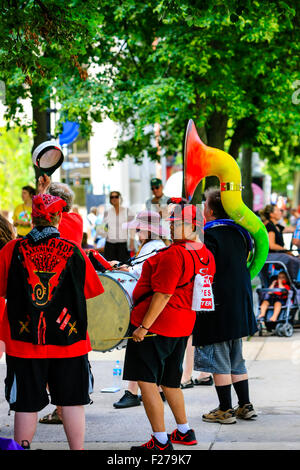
[132,292,172,342]
[37,174,51,194]
[268,231,285,251]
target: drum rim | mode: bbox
[99,270,137,308]
[89,270,137,352]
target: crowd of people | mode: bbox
[0,175,299,452]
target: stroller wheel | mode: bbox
[280,323,293,337]
[275,324,284,336]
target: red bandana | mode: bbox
[32,194,67,222]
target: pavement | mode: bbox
[1,329,300,452]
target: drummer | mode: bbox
[113,211,167,409]
[123,200,216,451]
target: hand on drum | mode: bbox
[116,264,130,272]
[109,260,120,268]
[132,326,147,342]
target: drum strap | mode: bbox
[133,244,203,307]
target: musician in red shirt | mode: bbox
[0,194,104,450]
[124,201,215,452]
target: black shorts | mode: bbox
[264,294,286,306]
[123,324,189,388]
[5,354,93,412]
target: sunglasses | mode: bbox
[151,186,160,190]
[110,195,119,199]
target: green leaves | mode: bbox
[0,0,299,176]
[0,127,35,210]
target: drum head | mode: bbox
[87,273,132,352]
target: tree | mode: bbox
[0,0,107,151]
[95,0,300,203]
[0,126,34,211]
[1,1,299,205]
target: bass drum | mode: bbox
[87,271,137,352]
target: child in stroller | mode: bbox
[256,261,299,337]
[258,271,291,323]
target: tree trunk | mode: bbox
[31,85,50,182]
[206,111,228,151]
[203,111,228,194]
[241,146,253,210]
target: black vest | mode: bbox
[6,234,87,346]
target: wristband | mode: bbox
[139,325,149,331]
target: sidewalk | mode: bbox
[1,330,300,451]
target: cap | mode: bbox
[167,204,204,228]
[122,210,168,237]
[32,141,64,177]
[150,178,162,187]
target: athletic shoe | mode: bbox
[235,403,257,420]
[130,435,174,452]
[202,407,236,424]
[169,428,197,445]
[113,390,141,409]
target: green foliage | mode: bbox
[0,0,107,138]
[0,127,35,210]
[92,0,300,171]
[0,0,299,180]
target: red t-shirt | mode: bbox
[59,212,83,246]
[273,280,291,298]
[0,238,104,359]
[131,241,215,337]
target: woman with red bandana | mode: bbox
[0,194,104,450]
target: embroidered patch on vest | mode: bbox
[18,237,75,309]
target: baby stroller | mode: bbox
[256,261,300,337]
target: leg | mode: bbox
[202,375,235,423]
[258,300,269,318]
[213,374,233,410]
[213,373,231,386]
[232,373,257,419]
[61,405,85,450]
[232,373,250,406]
[138,381,165,432]
[269,302,282,322]
[160,386,187,425]
[56,406,63,420]
[14,412,38,447]
[127,381,139,395]
[181,336,194,384]
[230,340,256,419]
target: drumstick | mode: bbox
[101,334,157,341]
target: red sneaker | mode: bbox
[131,435,173,452]
[169,428,197,445]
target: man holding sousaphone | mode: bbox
[123,199,216,452]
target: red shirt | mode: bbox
[273,280,291,298]
[0,238,104,359]
[59,212,83,246]
[131,241,215,337]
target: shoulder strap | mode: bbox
[133,243,200,307]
